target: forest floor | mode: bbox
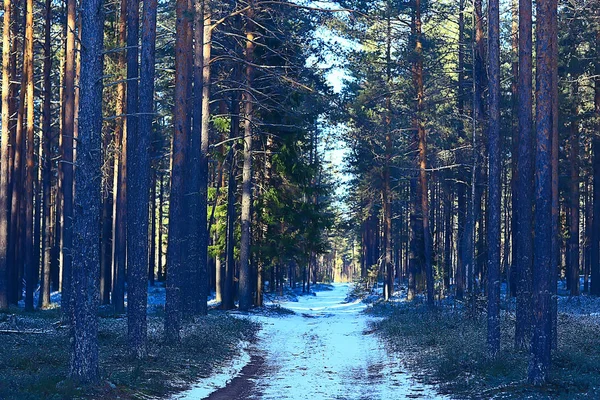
[369,284,600,400]
[0,287,257,400]
[175,283,445,400]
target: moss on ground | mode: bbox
[0,308,258,399]
[370,302,600,399]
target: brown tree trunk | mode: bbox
[515,0,534,350]
[40,0,53,309]
[61,0,77,321]
[112,0,127,313]
[0,0,13,309]
[23,0,36,311]
[528,0,556,385]
[487,0,501,355]
[165,0,192,341]
[383,11,394,301]
[455,0,466,301]
[9,35,26,306]
[188,0,211,315]
[239,4,255,311]
[414,0,433,306]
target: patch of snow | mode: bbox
[172,341,252,400]
[247,283,446,399]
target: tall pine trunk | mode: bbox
[239,4,255,311]
[127,0,156,358]
[383,11,394,301]
[0,0,13,309]
[40,0,53,309]
[223,65,240,310]
[165,0,192,341]
[23,0,35,311]
[515,0,534,350]
[486,0,501,356]
[69,0,104,381]
[528,0,556,384]
[455,0,466,300]
[112,0,128,313]
[414,0,433,306]
[188,0,211,315]
[61,0,77,321]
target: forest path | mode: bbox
[207,283,445,400]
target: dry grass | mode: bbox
[370,300,600,399]
[0,307,258,399]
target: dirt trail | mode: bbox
[178,284,446,400]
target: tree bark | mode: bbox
[487,0,501,356]
[509,0,519,298]
[414,0,433,306]
[455,0,466,301]
[223,60,241,310]
[127,0,156,358]
[239,4,255,311]
[165,0,192,341]
[39,0,53,309]
[188,0,211,315]
[8,41,26,306]
[112,0,128,313]
[69,0,104,381]
[515,0,534,350]
[61,0,77,321]
[0,0,13,309]
[24,0,36,311]
[383,11,394,302]
[528,0,556,384]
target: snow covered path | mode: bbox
[178,283,446,400]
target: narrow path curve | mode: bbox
[181,283,446,400]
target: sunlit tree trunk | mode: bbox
[383,10,393,301]
[239,3,255,311]
[0,0,13,309]
[61,0,77,321]
[413,0,433,306]
[112,0,128,313]
[188,0,211,315]
[39,0,53,309]
[23,0,36,311]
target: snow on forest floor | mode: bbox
[174,283,446,400]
